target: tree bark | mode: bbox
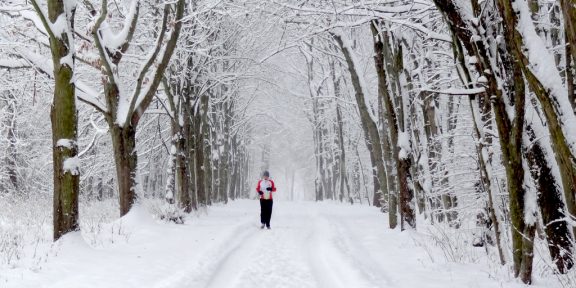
[183,93,197,210]
[561,0,576,109]
[201,93,213,205]
[493,0,533,279]
[193,106,207,207]
[42,0,80,241]
[334,85,352,203]
[525,124,574,273]
[187,112,198,206]
[176,124,192,212]
[109,123,138,216]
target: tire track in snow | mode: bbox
[149,217,256,288]
[319,213,395,287]
[198,222,264,288]
[306,209,381,288]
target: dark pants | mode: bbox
[260,199,273,227]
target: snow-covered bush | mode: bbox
[145,199,187,224]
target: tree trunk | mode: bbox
[335,97,351,203]
[45,0,80,241]
[184,101,197,210]
[194,97,207,206]
[492,1,532,276]
[492,0,539,280]
[220,102,231,204]
[176,124,192,212]
[201,93,212,205]
[314,124,324,201]
[561,0,576,109]
[3,93,18,191]
[229,137,239,201]
[110,123,138,217]
[165,137,176,204]
[525,124,574,273]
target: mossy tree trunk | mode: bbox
[561,0,576,109]
[524,124,574,273]
[33,0,80,241]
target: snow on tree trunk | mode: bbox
[511,0,576,240]
[33,0,81,241]
[524,121,574,273]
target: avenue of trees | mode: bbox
[1,0,576,284]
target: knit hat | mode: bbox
[263,171,270,177]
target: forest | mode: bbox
[1,0,576,287]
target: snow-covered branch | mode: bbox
[422,87,486,95]
[130,0,186,124]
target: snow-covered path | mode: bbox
[4,200,530,288]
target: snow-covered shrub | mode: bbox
[145,198,186,224]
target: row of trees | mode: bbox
[261,0,576,284]
[0,0,253,239]
[2,0,576,284]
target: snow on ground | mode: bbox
[0,200,562,288]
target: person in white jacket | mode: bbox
[256,171,276,229]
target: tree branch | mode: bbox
[92,0,117,85]
[130,0,186,125]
